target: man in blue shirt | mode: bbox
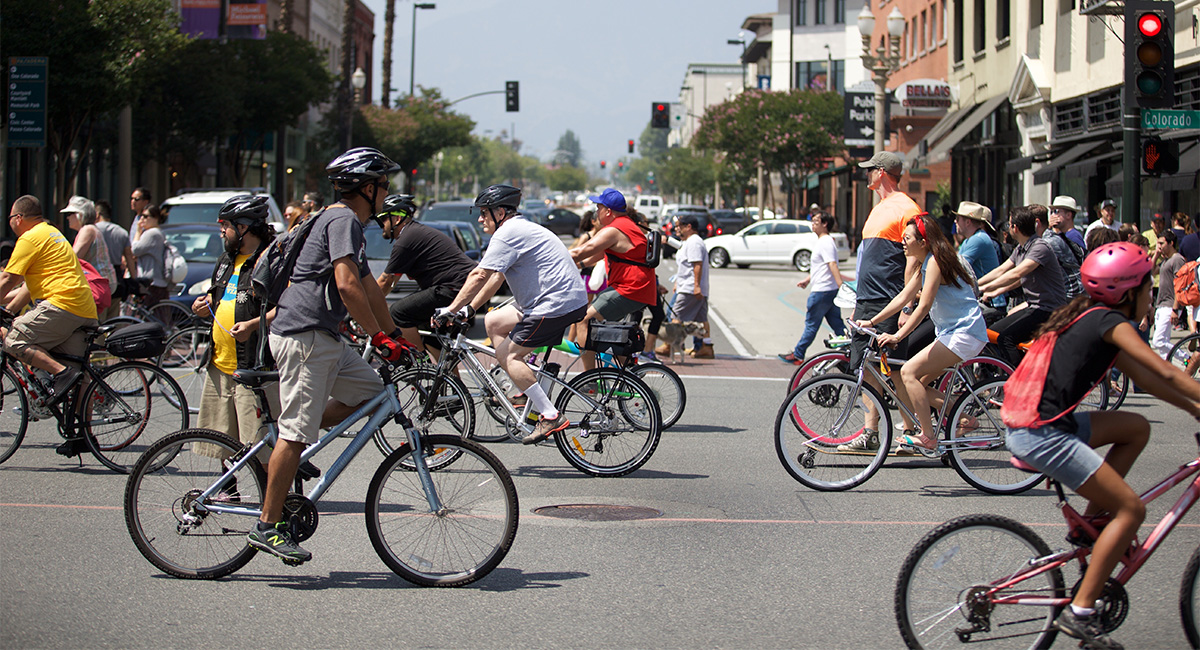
[954,201,1002,309]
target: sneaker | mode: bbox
[55,437,87,458]
[638,351,658,362]
[1053,609,1123,650]
[297,460,321,481]
[247,521,312,564]
[836,429,879,452]
[521,412,570,445]
[778,352,801,364]
[48,367,82,404]
[692,344,715,359]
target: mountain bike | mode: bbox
[775,320,1038,494]
[894,435,1200,649]
[123,347,518,587]
[0,318,190,472]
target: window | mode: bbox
[973,0,986,53]
[1058,0,1074,13]
[796,0,807,26]
[997,0,1010,40]
[773,223,799,235]
[920,11,927,51]
[815,0,826,25]
[953,0,964,61]
[833,0,845,23]
[928,4,937,48]
[795,60,844,93]
[941,0,948,41]
[1030,0,1042,27]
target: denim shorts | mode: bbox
[1005,412,1102,490]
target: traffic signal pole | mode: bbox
[1122,107,1141,230]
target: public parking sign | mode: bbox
[844,90,890,148]
[8,57,47,148]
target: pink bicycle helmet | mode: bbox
[1080,242,1154,305]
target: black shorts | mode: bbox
[510,305,588,349]
[849,298,902,370]
[388,283,461,329]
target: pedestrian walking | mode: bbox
[779,211,844,364]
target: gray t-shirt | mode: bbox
[1158,253,1186,309]
[272,206,371,337]
[478,216,587,318]
[130,227,167,287]
[95,220,130,270]
[1009,236,1067,311]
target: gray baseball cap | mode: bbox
[857,151,903,175]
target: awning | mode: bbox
[925,94,1009,165]
[1152,142,1199,192]
[904,105,970,166]
[1032,141,1104,185]
[1005,156,1034,174]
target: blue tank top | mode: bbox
[922,254,987,342]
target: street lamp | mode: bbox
[410,3,436,97]
[858,6,905,155]
[351,66,366,105]
[727,32,747,89]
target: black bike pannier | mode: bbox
[105,322,167,359]
[584,320,645,357]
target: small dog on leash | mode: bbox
[657,321,706,364]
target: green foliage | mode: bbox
[934,181,952,213]
[434,137,545,199]
[657,148,717,197]
[638,122,669,160]
[554,130,583,168]
[545,165,588,193]
[358,88,475,192]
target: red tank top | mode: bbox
[604,216,656,306]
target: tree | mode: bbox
[553,130,583,168]
[357,88,475,192]
[658,148,716,198]
[638,122,669,160]
[545,166,588,193]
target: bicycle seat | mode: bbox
[232,369,279,388]
[1009,456,1039,473]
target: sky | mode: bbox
[357,0,775,167]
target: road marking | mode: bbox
[670,374,789,381]
[708,307,754,357]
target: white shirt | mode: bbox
[809,235,839,293]
[674,233,709,295]
[1084,219,1120,241]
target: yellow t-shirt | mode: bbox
[212,254,251,375]
[6,221,97,319]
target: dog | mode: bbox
[656,320,706,364]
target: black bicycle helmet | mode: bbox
[379,194,418,219]
[218,194,270,225]
[474,184,522,211]
[326,147,402,193]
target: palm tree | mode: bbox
[381,0,395,107]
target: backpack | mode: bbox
[1000,306,1113,429]
[1174,260,1200,308]
[607,225,663,269]
[251,207,328,308]
[162,241,188,284]
[78,260,111,312]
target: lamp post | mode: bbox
[410,3,436,97]
[433,150,444,201]
[727,32,747,89]
[352,66,366,105]
[857,6,905,155]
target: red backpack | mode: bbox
[1000,306,1113,429]
[79,260,112,313]
[1174,260,1200,308]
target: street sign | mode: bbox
[7,57,47,148]
[844,91,890,147]
[1142,108,1200,130]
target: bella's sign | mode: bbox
[896,79,953,110]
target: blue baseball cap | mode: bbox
[588,188,627,212]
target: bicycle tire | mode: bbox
[895,514,1063,650]
[373,366,475,456]
[84,361,191,473]
[775,373,892,491]
[935,356,1013,402]
[147,300,198,337]
[1182,545,1200,649]
[630,361,686,429]
[365,434,518,587]
[943,379,1042,494]
[158,325,212,416]
[553,367,663,477]
[1103,369,1130,411]
[124,428,267,579]
[1169,334,1200,381]
[787,351,850,394]
[0,366,29,464]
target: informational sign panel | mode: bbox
[844,90,891,148]
[1143,109,1200,130]
[7,57,47,148]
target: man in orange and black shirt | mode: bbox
[839,151,922,453]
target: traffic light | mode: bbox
[505,81,519,112]
[617,161,624,170]
[628,139,635,154]
[1142,135,1180,175]
[600,160,606,169]
[1125,0,1175,108]
[651,102,670,128]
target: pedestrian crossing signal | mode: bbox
[1142,136,1179,175]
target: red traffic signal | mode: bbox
[651,102,670,128]
[1138,12,1162,37]
[617,161,624,169]
[600,160,606,169]
[1125,0,1175,108]
[1142,135,1180,176]
[628,139,635,154]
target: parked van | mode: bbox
[633,195,663,223]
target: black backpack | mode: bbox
[607,224,663,269]
[250,207,329,308]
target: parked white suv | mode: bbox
[161,188,286,233]
[633,195,663,223]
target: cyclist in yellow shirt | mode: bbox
[0,196,99,455]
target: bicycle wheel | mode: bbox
[936,356,1013,405]
[1169,334,1200,380]
[943,379,1041,494]
[124,428,267,579]
[630,361,686,429]
[1182,545,1200,649]
[553,367,663,477]
[787,351,850,393]
[374,367,475,456]
[83,361,191,473]
[1103,369,1130,411]
[895,514,1064,650]
[158,325,211,416]
[365,434,518,587]
[775,373,892,491]
[148,300,198,337]
[0,366,29,464]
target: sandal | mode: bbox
[899,430,938,451]
[956,414,979,432]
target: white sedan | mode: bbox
[703,220,851,271]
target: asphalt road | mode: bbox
[3,261,1199,649]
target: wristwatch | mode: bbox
[901,306,913,315]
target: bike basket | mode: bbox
[105,322,167,359]
[584,320,645,357]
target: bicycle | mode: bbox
[0,317,191,472]
[157,322,213,415]
[774,320,1038,494]
[1168,331,1200,380]
[123,346,518,587]
[117,278,198,338]
[894,435,1200,649]
[375,318,663,477]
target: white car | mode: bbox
[161,188,286,233]
[633,195,663,223]
[704,219,850,271]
